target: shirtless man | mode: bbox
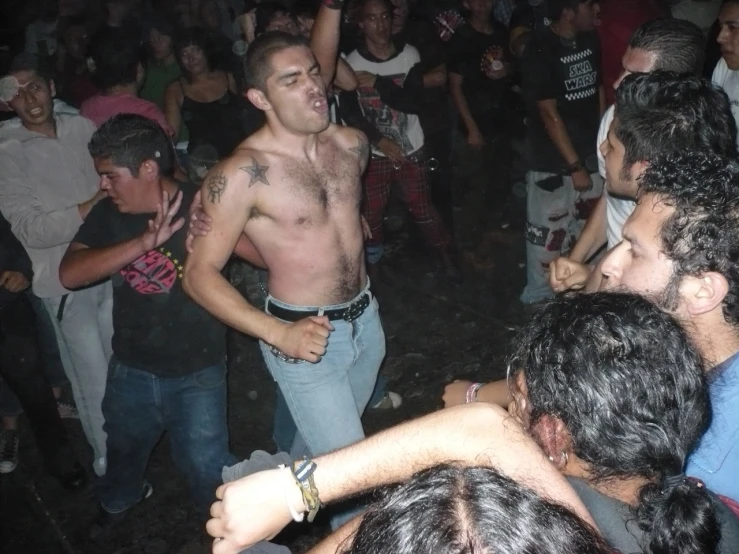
[182,31,384,515]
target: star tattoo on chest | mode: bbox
[206,170,227,203]
[240,157,271,187]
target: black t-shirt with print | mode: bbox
[521,27,601,173]
[72,183,226,377]
[448,22,510,136]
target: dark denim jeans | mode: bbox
[98,359,236,516]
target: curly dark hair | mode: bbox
[636,150,739,326]
[614,72,737,182]
[344,464,612,554]
[509,292,719,554]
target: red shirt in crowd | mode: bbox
[80,92,174,135]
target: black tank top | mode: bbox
[179,77,247,159]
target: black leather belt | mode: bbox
[267,292,371,323]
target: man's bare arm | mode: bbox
[537,99,580,166]
[208,404,596,554]
[183,159,333,362]
[310,0,345,88]
[183,162,283,344]
[334,57,358,91]
[60,241,146,290]
[568,194,607,264]
[61,190,185,289]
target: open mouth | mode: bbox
[312,97,328,113]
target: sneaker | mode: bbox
[0,430,19,474]
[371,391,403,410]
[89,482,154,539]
[56,399,79,419]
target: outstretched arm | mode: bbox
[207,404,596,553]
[310,0,345,88]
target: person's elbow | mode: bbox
[58,255,85,290]
[182,258,215,301]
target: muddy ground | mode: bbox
[0,173,531,554]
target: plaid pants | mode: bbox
[363,156,451,257]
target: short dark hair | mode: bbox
[510,292,720,554]
[89,35,144,90]
[614,72,737,173]
[349,0,394,25]
[629,19,705,75]
[244,31,309,92]
[547,0,590,20]
[88,114,175,178]
[637,151,739,326]
[173,27,216,79]
[344,464,612,554]
[8,53,54,84]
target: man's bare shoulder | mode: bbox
[217,143,276,191]
[325,124,369,170]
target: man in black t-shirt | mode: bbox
[509,0,550,57]
[59,114,235,536]
[519,0,604,305]
[448,0,512,214]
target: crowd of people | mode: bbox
[1,0,739,553]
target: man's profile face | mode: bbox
[390,0,408,35]
[95,157,150,214]
[7,70,55,129]
[599,193,677,307]
[360,0,393,44]
[718,2,739,70]
[262,46,329,134]
[612,47,657,90]
[600,117,641,198]
[573,0,599,32]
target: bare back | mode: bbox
[206,123,370,306]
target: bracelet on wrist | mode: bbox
[278,465,305,522]
[292,457,322,522]
[564,160,585,175]
[465,382,483,404]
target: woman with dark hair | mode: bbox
[344,464,612,554]
[205,293,739,554]
[164,27,247,159]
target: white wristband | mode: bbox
[279,465,305,522]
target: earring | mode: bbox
[548,456,554,462]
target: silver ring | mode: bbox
[427,157,440,171]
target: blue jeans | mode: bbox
[98,359,236,516]
[272,374,388,452]
[261,282,384,479]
